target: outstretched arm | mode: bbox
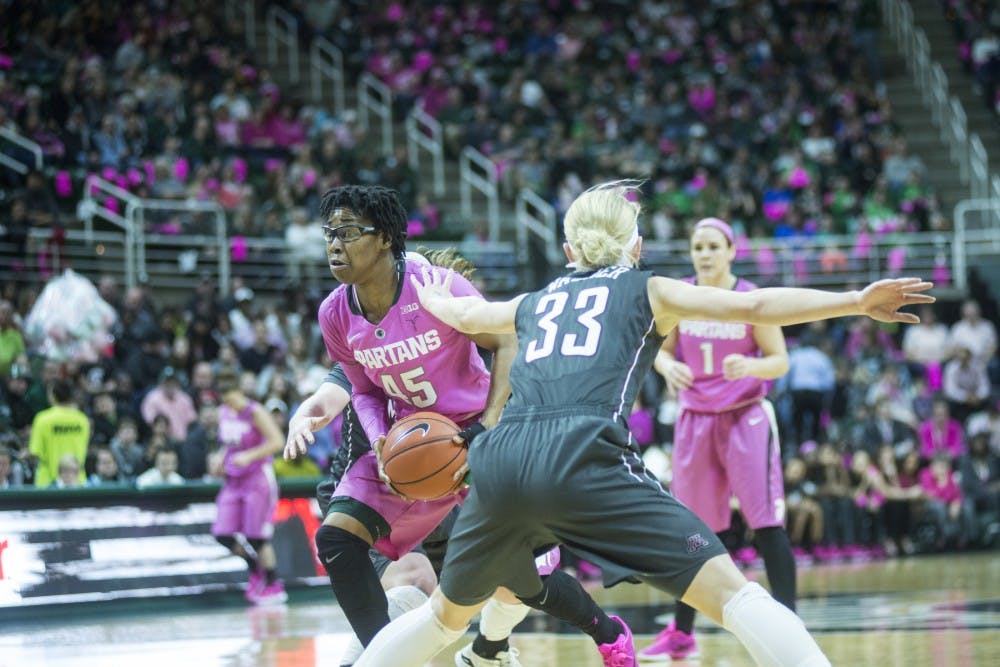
[284,378,351,460]
[649,276,934,335]
[410,267,525,335]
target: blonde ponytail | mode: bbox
[563,180,643,270]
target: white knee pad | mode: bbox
[723,582,830,667]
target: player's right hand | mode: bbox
[663,359,694,391]
[284,415,327,460]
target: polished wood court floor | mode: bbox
[3,553,999,666]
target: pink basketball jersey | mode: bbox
[674,277,766,413]
[218,401,268,477]
[319,259,491,441]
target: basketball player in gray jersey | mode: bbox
[354,180,935,667]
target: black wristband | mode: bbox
[456,422,486,447]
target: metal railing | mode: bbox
[311,37,346,118]
[358,73,393,156]
[949,98,969,182]
[970,135,991,201]
[882,0,995,201]
[132,199,229,293]
[0,229,131,290]
[406,106,445,196]
[266,6,300,84]
[953,199,1000,290]
[80,176,140,289]
[459,147,500,241]
[515,189,561,265]
[0,127,43,175]
[81,177,230,293]
[224,0,255,50]
[642,231,961,291]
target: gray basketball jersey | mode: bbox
[509,266,666,422]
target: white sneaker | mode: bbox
[338,586,430,666]
[454,643,522,667]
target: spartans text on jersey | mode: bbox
[353,330,442,369]
[678,320,747,340]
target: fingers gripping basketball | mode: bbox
[381,412,466,500]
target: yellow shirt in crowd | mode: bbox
[29,405,90,487]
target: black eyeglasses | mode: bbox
[322,224,377,243]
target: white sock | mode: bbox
[722,582,831,667]
[354,600,467,667]
[479,598,530,641]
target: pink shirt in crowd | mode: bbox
[919,467,962,504]
[141,388,198,441]
[918,419,965,459]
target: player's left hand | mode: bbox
[858,278,935,323]
[722,354,751,380]
[410,266,454,305]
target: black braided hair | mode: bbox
[318,185,408,259]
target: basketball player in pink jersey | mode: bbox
[314,185,572,667]
[211,369,287,605]
[641,217,795,661]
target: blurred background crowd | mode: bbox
[1,0,999,568]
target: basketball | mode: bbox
[381,411,466,500]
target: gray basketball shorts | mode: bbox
[439,406,727,606]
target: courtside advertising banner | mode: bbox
[0,487,326,611]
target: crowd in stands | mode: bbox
[2,267,999,562]
[0,0,420,243]
[288,0,950,245]
[1,1,999,569]
[0,273,335,492]
[624,297,1000,561]
[942,0,1000,116]
[3,0,953,251]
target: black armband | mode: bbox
[456,422,486,447]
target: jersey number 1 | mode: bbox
[525,286,609,362]
[699,341,714,374]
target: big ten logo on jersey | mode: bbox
[218,419,252,446]
[353,330,441,370]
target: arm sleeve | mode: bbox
[317,295,388,440]
[340,362,390,442]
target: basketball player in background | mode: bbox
[354,181,933,667]
[641,217,794,662]
[305,185,572,667]
[211,369,287,604]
